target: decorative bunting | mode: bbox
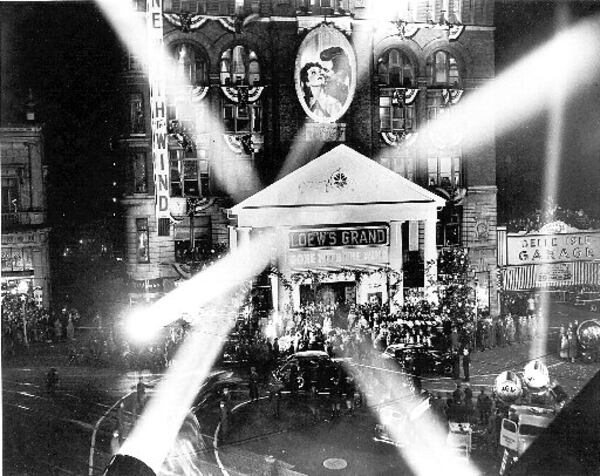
[380,131,418,147]
[441,88,464,105]
[217,17,238,33]
[220,86,264,104]
[163,13,208,32]
[191,86,209,103]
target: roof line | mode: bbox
[235,200,436,210]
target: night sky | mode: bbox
[2,1,599,235]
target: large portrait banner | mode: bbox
[294,24,357,123]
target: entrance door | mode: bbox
[300,281,355,307]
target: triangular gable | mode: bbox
[231,145,445,212]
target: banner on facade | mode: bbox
[506,230,600,266]
[288,246,389,270]
[147,0,170,228]
[294,23,357,124]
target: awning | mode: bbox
[501,261,600,291]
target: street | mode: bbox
[3,302,599,475]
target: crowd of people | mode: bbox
[558,320,583,362]
[1,293,80,355]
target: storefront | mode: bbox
[497,223,600,301]
[229,145,445,311]
[1,228,51,307]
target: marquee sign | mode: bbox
[288,246,389,269]
[506,230,600,265]
[289,226,389,249]
[294,23,357,123]
[147,0,170,228]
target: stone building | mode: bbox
[118,0,498,313]
[1,76,51,305]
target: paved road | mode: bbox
[2,302,598,475]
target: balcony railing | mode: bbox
[1,211,46,227]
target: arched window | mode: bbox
[377,48,415,87]
[172,43,209,86]
[219,45,261,86]
[426,50,460,87]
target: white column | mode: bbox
[228,225,238,250]
[389,221,404,311]
[270,273,279,312]
[236,227,251,247]
[424,217,438,303]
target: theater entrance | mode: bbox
[300,281,356,307]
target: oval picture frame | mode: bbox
[294,24,357,124]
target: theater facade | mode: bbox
[118,1,498,313]
[230,145,445,310]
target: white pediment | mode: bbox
[231,145,445,212]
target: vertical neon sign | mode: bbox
[147,0,169,229]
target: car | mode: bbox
[382,344,453,377]
[274,350,347,392]
[574,291,600,312]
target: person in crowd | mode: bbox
[559,325,569,360]
[464,383,474,423]
[567,324,578,363]
[462,347,471,382]
[46,367,59,396]
[66,316,75,341]
[136,376,147,411]
[477,387,492,425]
[249,366,260,402]
[54,318,63,342]
[497,318,506,347]
[451,350,461,380]
[452,382,464,406]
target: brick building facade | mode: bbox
[118,0,498,313]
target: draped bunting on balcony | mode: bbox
[380,131,418,147]
[441,89,464,105]
[163,13,208,32]
[220,86,264,104]
[191,86,209,102]
[391,88,419,106]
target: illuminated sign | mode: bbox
[506,231,600,265]
[288,246,389,269]
[147,0,170,228]
[289,226,389,249]
[294,23,357,123]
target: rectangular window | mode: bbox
[428,156,461,187]
[130,93,145,134]
[251,105,262,133]
[131,151,148,193]
[169,149,208,198]
[170,151,183,197]
[437,208,462,247]
[222,102,262,134]
[379,94,414,132]
[158,218,170,237]
[2,248,33,272]
[1,177,19,212]
[136,218,150,263]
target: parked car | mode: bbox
[574,291,600,312]
[382,344,453,376]
[274,350,347,392]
